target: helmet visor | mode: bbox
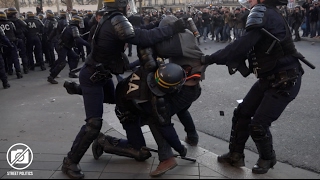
[239,0,251,9]
[127,0,137,17]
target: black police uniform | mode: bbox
[50,12,68,53]
[202,2,311,174]
[47,17,90,84]
[0,28,13,88]
[24,13,46,71]
[61,2,186,178]
[43,12,57,67]
[7,12,29,74]
[0,15,23,78]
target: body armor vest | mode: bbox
[87,11,134,74]
[59,25,76,49]
[247,5,298,78]
[8,17,27,39]
[25,18,42,36]
[0,20,16,42]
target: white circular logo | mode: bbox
[6,143,33,170]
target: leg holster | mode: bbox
[68,118,102,163]
[97,133,151,161]
[229,106,251,153]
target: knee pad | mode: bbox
[85,118,103,140]
[249,124,269,142]
[232,105,251,131]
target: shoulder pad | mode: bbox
[245,4,266,30]
[37,19,44,26]
[17,18,27,27]
[71,26,80,38]
[111,14,135,40]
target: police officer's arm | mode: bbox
[71,26,90,47]
[126,19,187,48]
[203,4,267,66]
[203,30,261,65]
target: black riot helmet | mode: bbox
[38,13,44,20]
[6,7,18,18]
[70,9,78,16]
[70,15,84,28]
[0,11,7,20]
[147,63,186,96]
[263,0,288,6]
[46,9,54,19]
[26,11,35,19]
[86,10,93,18]
[59,10,67,18]
[104,0,137,16]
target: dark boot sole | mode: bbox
[61,166,84,179]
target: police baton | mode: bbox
[142,147,196,162]
[81,31,90,37]
[70,67,82,73]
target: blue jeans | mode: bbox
[223,24,231,41]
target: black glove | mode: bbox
[170,18,187,34]
[200,55,213,65]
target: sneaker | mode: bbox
[149,157,177,177]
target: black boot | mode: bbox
[69,72,79,78]
[61,157,84,179]
[250,124,277,174]
[47,76,58,84]
[217,107,250,167]
[252,151,276,174]
[40,64,46,71]
[23,66,29,74]
[16,72,23,79]
[218,152,245,167]
[63,81,82,95]
[64,118,102,178]
[2,80,10,89]
[93,133,151,162]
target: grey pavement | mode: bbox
[1,37,320,179]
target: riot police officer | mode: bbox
[0,28,13,89]
[6,7,29,74]
[42,10,57,67]
[0,11,23,79]
[201,0,313,174]
[24,11,46,71]
[61,0,187,178]
[82,10,93,56]
[47,15,90,84]
[50,10,68,53]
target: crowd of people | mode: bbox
[0,0,315,179]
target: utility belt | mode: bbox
[86,63,112,83]
[263,68,300,89]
